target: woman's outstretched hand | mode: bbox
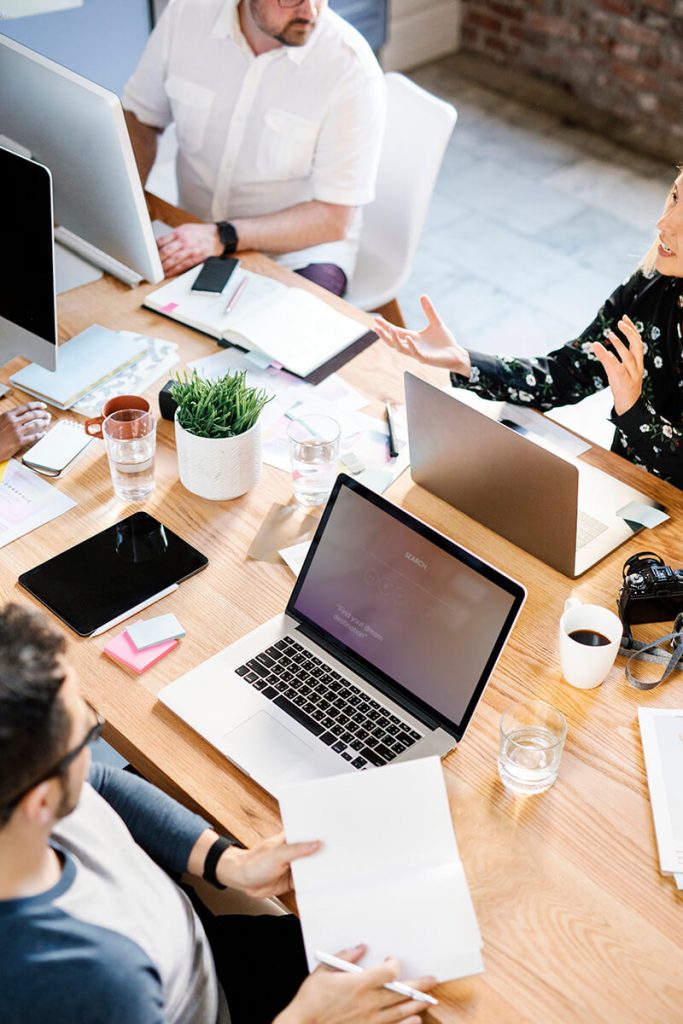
[375,295,472,377]
[592,314,644,416]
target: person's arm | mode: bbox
[124,109,161,186]
[156,201,356,277]
[611,397,683,482]
[87,763,319,892]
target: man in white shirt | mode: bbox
[123,0,386,295]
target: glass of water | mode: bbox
[103,409,156,501]
[498,700,567,796]
[288,414,340,507]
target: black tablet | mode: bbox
[19,512,208,636]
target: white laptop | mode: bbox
[159,476,526,796]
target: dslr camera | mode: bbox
[619,551,683,643]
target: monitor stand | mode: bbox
[54,241,103,294]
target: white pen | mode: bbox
[314,951,438,1006]
[224,277,248,315]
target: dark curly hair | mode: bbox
[0,604,69,827]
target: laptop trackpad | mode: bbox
[220,712,313,777]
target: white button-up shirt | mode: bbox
[123,0,386,277]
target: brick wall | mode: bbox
[459,0,683,155]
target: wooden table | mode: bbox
[2,208,682,1022]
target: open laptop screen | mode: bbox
[288,476,525,739]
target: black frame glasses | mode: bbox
[2,701,105,814]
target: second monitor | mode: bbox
[0,33,163,288]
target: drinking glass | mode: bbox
[498,699,567,795]
[288,415,340,507]
[102,409,156,501]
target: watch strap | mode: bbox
[216,220,238,256]
[202,834,236,889]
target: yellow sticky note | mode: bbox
[0,461,8,483]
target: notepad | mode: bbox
[279,757,483,983]
[104,627,178,674]
[10,325,147,409]
[144,265,376,382]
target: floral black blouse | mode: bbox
[450,270,683,490]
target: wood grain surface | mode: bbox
[2,196,682,1022]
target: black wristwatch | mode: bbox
[216,220,239,256]
[202,834,238,889]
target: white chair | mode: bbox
[345,72,457,325]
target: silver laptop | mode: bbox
[405,372,665,578]
[159,475,526,796]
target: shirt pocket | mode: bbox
[257,109,317,182]
[165,74,215,155]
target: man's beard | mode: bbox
[272,19,315,46]
[55,773,79,821]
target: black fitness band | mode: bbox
[202,834,237,889]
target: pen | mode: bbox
[224,277,248,315]
[314,951,438,1006]
[385,402,399,459]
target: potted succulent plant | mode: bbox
[171,369,271,500]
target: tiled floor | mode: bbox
[402,55,673,354]
[147,50,675,444]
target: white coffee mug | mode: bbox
[559,598,623,689]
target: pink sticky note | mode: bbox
[160,302,178,313]
[103,628,178,674]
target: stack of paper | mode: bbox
[638,708,683,889]
[279,756,483,982]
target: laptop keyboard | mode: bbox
[236,637,422,770]
[577,511,609,549]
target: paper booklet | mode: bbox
[9,325,148,410]
[638,707,683,880]
[279,757,484,983]
[0,459,76,548]
[143,264,376,382]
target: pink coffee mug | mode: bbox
[84,395,150,439]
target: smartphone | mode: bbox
[22,420,93,477]
[191,256,239,294]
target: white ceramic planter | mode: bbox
[174,414,262,500]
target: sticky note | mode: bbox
[126,614,186,650]
[617,501,670,529]
[160,301,178,314]
[0,461,7,483]
[103,628,178,673]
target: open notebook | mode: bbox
[143,264,376,382]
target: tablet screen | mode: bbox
[19,512,208,636]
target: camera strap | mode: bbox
[620,629,683,690]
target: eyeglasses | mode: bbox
[278,0,320,8]
[2,701,105,813]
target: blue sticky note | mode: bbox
[126,614,186,651]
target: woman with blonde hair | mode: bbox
[376,171,683,489]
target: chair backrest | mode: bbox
[356,72,457,295]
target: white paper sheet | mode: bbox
[279,757,483,982]
[0,460,76,547]
[638,707,683,876]
[278,540,311,576]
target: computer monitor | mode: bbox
[0,34,163,288]
[0,146,58,371]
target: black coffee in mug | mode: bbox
[569,629,611,647]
